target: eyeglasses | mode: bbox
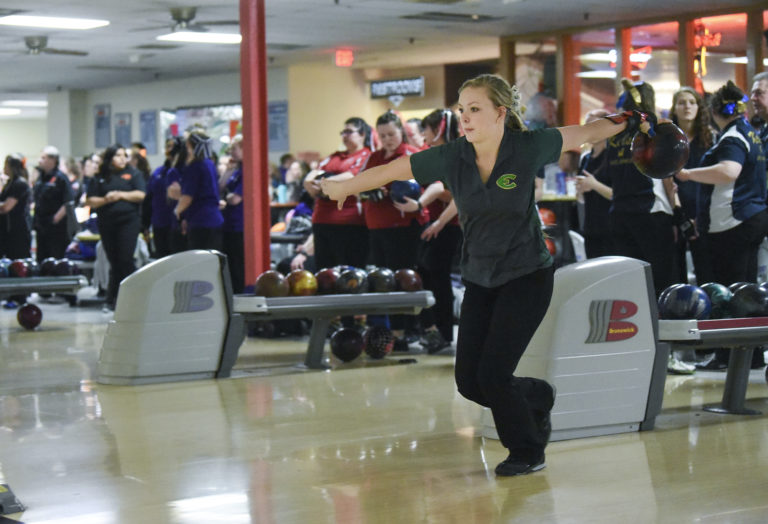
[340,129,357,136]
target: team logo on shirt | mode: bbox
[496,173,517,190]
[121,174,132,180]
[585,299,639,343]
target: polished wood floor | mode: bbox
[2,297,768,523]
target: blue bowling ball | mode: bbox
[658,284,711,320]
[389,180,421,204]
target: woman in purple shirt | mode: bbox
[173,131,224,251]
[221,135,244,293]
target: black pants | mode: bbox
[610,211,676,296]
[674,232,715,285]
[708,210,768,286]
[188,226,222,252]
[35,222,69,262]
[169,228,187,254]
[418,223,461,341]
[456,266,554,460]
[369,224,422,332]
[99,215,140,307]
[222,230,245,294]
[152,226,172,259]
[584,234,613,259]
[312,223,369,270]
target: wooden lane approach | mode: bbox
[659,317,768,415]
[97,250,434,385]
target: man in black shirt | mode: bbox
[33,146,74,261]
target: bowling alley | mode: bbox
[2,1,768,522]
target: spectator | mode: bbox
[33,146,74,262]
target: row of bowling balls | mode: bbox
[253,266,423,298]
[658,282,768,320]
[0,257,80,278]
[331,325,395,362]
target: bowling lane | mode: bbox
[2,301,768,522]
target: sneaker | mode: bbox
[495,453,546,477]
[667,354,696,375]
[3,300,18,309]
[392,338,410,353]
[420,329,451,354]
[695,358,727,371]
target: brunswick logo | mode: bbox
[496,173,517,190]
[585,300,639,343]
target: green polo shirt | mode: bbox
[410,126,562,287]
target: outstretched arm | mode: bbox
[321,156,413,209]
[558,111,652,152]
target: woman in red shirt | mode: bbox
[395,109,462,353]
[363,111,427,351]
[303,117,372,269]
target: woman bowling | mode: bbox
[677,81,768,369]
[321,73,652,476]
[86,145,146,310]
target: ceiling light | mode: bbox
[0,15,109,30]
[722,56,768,66]
[1,100,47,107]
[157,32,241,45]
[575,71,617,79]
[578,50,651,63]
[0,108,22,116]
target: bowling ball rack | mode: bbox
[659,317,768,415]
[0,275,88,300]
[228,291,434,370]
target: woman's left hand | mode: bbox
[393,196,419,213]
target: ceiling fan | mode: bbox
[134,7,240,33]
[0,36,88,56]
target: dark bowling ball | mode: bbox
[25,258,40,277]
[17,303,42,330]
[658,284,711,320]
[730,284,768,317]
[314,268,340,295]
[389,180,422,204]
[0,261,8,278]
[8,259,29,278]
[286,269,318,296]
[330,328,364,363]
[729,282,750,294]
[363,325,395,359]
[253,270,290,297]
[335,268,368,294]
[631,122,690,179]
[394,268,423,292]
[700,282,733,319]
[367,267,396,293]
[40,257,58,276]
[53,259,79,276]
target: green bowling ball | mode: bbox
[700,282,732,319]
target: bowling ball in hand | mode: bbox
[314,268,340,295]
[394,268,423,292]
[367,267,396,293]
[286,269,318,296]
[700,282,733,319]
[17,303,42,330]
[40,257,58,276]
[631,122,690,179]
[335,268,368,294]
[729,283,768,317]
[8,259,29,278]
[363,325,395,359]
[658,283,711,320]
[389,180,422,204]
[253,270,290,297]
[330,328,365,363]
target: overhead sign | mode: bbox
[370,76,425,99]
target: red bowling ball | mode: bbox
[631,122,690,179]
[8,260,29,278]
[17,303,42,330]
[394,269,422,292]
[314,268,340,295]
[253,270,290,297]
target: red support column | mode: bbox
[239,0,271,284]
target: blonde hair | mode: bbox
[459,74,527,131]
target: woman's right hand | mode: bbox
[421,220,444,241]
[576,170,596,193]
[167,181,181,200]
[320,179,350,209]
